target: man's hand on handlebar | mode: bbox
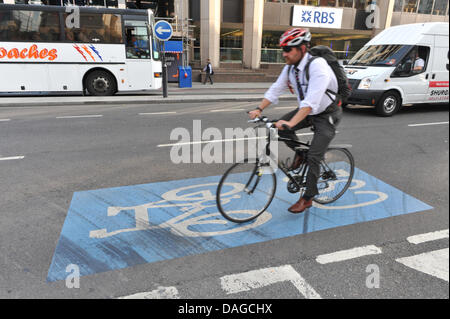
[275,120,292,131]
[248,109,261,120]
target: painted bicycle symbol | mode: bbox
[283,168,389,210]
[89,182,272,239]
[314,168,388,209]
[89,169,388,239]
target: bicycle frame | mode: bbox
[260,127,310,193]
[250,116,348,197]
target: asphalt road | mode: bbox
[0,101,448,299]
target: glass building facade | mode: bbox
[394,0,449,14]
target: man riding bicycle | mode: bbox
[248,28,343,214]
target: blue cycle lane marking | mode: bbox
[47,167,433,282]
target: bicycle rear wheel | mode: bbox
[314,148,354,204]
[216,158,277,223]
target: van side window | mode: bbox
[396,46,430,76]
[395,46,430,76]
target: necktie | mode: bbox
[294,68,305,100]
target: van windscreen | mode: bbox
[348,45,413,67]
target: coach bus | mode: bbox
[0,3,162,95]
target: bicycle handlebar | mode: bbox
[247,116,293,131]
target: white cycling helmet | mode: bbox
[279,28,311,47]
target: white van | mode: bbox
[344,22,449,116]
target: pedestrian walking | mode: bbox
[203,59,214,85]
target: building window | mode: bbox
[418,0,433,14]
[303,0,320,5]
[320,0,337,6]
[354,0,370,10]
[220,28,242,62]
[339,0,354,8]
[261,30,284,63]
[393,0,404,11]
[223,0,243,23]
[264,1,302,3]
[433,0,448,15]
[403,0,418,12]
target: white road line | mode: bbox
[0,156,25,161]
[210,109,246,113]
[56,115,103,119]
[316,245,382,264]
[157,132,313,147]
[220,265,321,299]
[0,119,11,122]
[118,286,179,299]
[139,112,177,115]
[408,121,449,127]
[407,229,449,245]
[396,248,449,282]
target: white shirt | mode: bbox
[264,53,338,115]
[414,57,425,70]
[203,63,213,74]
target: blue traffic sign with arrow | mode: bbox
[154,20,173,41]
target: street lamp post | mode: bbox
[162,41,168,98]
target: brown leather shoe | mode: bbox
[288,197,313,214]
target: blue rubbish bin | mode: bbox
[178,66,192,88]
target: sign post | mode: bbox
[154,20,173,98]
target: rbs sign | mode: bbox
[292,6,343,29]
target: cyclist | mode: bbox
[248,28,342,214]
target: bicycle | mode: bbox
[216,116,355,223]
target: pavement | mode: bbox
[0,82,297,107]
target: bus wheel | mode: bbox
[375,91,401,117]
[85,70,116,96]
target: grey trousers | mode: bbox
[203,73,213,84]
[279,107,342,199]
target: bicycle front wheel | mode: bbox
[216,158,277,223]
[314,148,354,204]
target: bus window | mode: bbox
[152,39,160,61]
[64,13,123,44]
[0,10,61,42]
[125,25,150,59]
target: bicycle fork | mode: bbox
[243,131,275,195]
[244,164,262,195]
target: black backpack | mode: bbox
[290,45,351,105]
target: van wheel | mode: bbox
[376,91,401,117]
[85,70,117,96]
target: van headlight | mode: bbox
[358,77,373,90]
